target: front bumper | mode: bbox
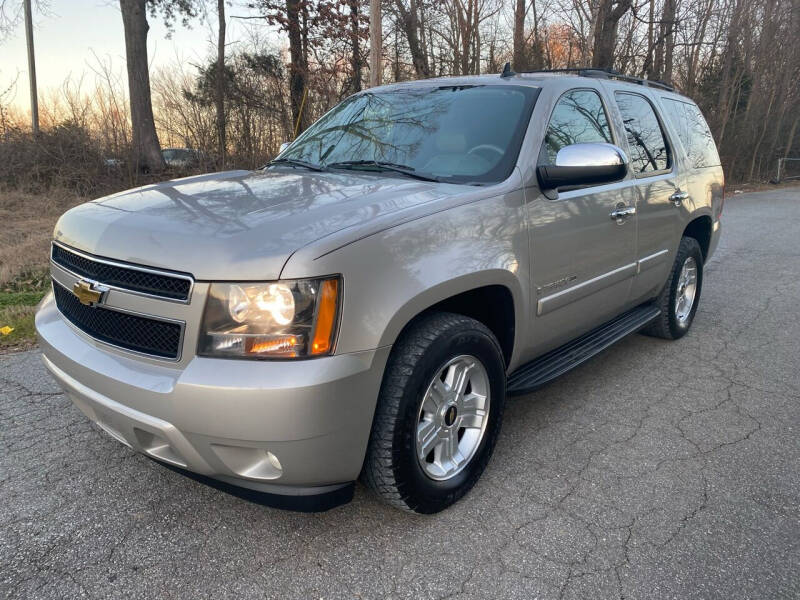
[35,294,390,500]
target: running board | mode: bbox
[506,303,661,396]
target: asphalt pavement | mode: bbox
[1,189,799,599]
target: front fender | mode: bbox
[280,186,531,366]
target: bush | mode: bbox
[0,121,122,196]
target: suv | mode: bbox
[35,69,723,513]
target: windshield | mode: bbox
[277,85,538,184]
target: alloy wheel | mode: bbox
[675,256,698,325]
[415,355,491,481]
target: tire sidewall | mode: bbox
[392,325,505,513]
[667,239,704,338]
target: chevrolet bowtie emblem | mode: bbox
[72,280,103,306]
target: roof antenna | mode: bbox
[500,62,516,78]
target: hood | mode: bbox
[54,169,462,281]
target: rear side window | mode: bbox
[614,92,670,174]
[540,89,613,164]
[662,98,721,169]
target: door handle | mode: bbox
[610,206,636,222]
[669,190,689,206]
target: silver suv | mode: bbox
[36,69,723,513]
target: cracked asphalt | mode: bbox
[2,189,799,599]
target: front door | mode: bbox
[527,88,639,356]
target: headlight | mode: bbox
[198,277,341,359]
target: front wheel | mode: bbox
[642,236,704,340]
[361,312,506,513]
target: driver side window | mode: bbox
[540,89,613,164]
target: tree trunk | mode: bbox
[530,0,544,69]
[350,0,363,92]
[394,0,429,78]
[662,0,677,82]
[644,0,654,78]
[369,0,382,86]
[216,0,226,166]
[120,0,164,173]
[286,0,308,136]
[651,0,677,81]
[513,0,526,71]
[591,0,631,69]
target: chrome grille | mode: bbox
[51,243,192,301]
[53,281,183,359]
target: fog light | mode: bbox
[211,444,283,480]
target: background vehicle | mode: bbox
[161,147,203,169]
[35,69,723,513]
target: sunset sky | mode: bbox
[0,1,268,110]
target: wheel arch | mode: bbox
[377,271,522,369]
[682,214,713,260]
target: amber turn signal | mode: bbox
[311,278,339,355]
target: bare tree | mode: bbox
[392,0,430,78]
[591,0,632,68]
[348,0,362,92]
[119,0,198,173]
[513,0,527,70]
[216,0,226,165]
[119,0,165,172]
[369,0,381,86]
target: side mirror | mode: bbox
[279,141,291,154]
[537,142,628,190]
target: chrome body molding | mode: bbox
[537,263,638,316]
[536,249,670,316]
[637,249,669,273]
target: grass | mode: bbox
[0,187,86,351]
[0,273,49,352]
[0,187,76,352]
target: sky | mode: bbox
[0,1,268,111]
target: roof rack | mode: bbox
[499,63,675,92]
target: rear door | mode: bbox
[659,96,725,232]
[608,89,685,302]
[527,87,639,355]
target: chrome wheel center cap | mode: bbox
[443,404,458,427]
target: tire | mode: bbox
[361,312,506,513]
[642,236,704,340]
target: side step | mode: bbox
[506,303,661,396]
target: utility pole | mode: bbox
[23,0,39,135]
[369,0,381,87]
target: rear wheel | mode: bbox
[642,236,704,340]
[361,312,506,513]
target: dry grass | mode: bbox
[0,187,88,286]
[0,187,86,351]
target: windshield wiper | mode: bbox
[327,160,440,182]
[264,157,326,172]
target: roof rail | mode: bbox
[500,66,675,92]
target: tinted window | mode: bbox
[662,98,720,168]
[540,89,613,164]
[615,92,670,174]
[280,85,538,184]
